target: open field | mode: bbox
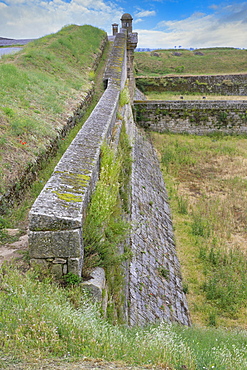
[135,47,247,76]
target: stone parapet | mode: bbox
[29,34,127,276]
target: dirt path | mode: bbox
[0,229,28,267]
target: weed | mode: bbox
[158,267,169,279]
[64,272,81,286]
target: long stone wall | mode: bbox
[29,28,191,327]
[134,100,247,135]
[136,74,247,95]
[29,32,127,276]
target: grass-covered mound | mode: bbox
[0,25,107,205]
[135,47,247,76]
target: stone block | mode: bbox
[68,257,83,276]
[81,267,106,302]
[29,229,83,258]
[51,263,63,279]
[30,258,49,269]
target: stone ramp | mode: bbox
[128,128,191,326]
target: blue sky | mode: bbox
[1,0,247,49]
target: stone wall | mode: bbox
[136,74,247,95]
[29,28,191,327]
[134,100,247,135]
[128,124,191,326]
[29,32,127,277]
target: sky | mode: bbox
[1,0,247,49]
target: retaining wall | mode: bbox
[136,74,247,95]
[134,100,247,135]
[128,124,191,326]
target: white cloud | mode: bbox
[137,4,247,49]
[0,0,123,38]
[135,10,156,18]
[0,2,7,8]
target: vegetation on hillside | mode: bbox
[151,132,247,329]
[135,47,247,76]
[0,24,106,200]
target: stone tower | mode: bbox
[120,13,138,100]
[112,23,118,36]
[121,13,133,33]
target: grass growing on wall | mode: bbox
[83,124,132,323]
[151,131,247,328]
[0,25,106,198]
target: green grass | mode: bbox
[0,264,247,369]
[0,24,106,198]
[0,37,110,231]
[151,132,247,328]
[135,47,247,76]
[83,123,132,323]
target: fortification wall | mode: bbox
[136,74,247,95]
[129,124,190,326]
[134,100,247,135]
[29,28,191,327]
[29,32,127,276]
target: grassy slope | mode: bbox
[0,25,106,198]
[134,47,247,76]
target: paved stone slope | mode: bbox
[128,127,191,326]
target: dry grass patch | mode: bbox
[151,131,247,328]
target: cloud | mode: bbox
[137,3,247,48]
[135,10,156,18]
[0,0,123,38]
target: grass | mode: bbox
[151,131,247,328]
[0,24,106,199]
[0,35,110,233]
[134,47,247,76]
[0,263,247,369]
[83,123,132,323]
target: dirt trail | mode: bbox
[0,229,28,266]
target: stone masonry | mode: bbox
[128,125,191,326]
[134,100,247,135]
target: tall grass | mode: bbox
[83,125,132,323]
[151,132,247,328]
[0,264,247,369]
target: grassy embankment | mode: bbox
[135,47,247,76]
[0,24,106,211]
